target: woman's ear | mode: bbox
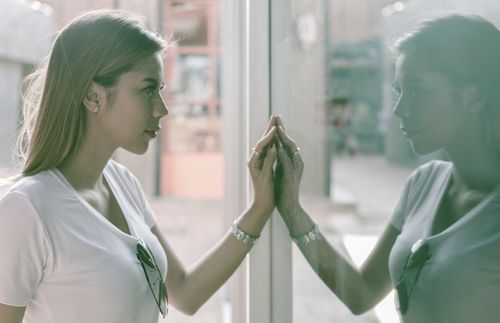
[83,82,105,113]
[463,83,485,114]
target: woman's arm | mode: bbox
[0,304,25,323]
[151,204,269,315]
[274,119,399,314]
[0,192,49,323]
[283,206,399,314]
[152,116,279,315]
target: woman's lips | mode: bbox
[145,130,157,138]
[401,128,420,138]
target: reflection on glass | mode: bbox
[272,0,500,322]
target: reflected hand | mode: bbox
[248,116,278,217]
[274,117,304,220]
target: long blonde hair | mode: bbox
[6,9,165,183]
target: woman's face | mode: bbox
[98,53,168,154]
[392,53,469,155]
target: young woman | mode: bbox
[0,10,277,323]
[274,14,500,322]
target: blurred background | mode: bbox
[1,0,500,322]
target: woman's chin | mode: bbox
[122,142,150,155]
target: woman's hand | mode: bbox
[247,116,278,218]
[274,117,306,232]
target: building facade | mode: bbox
[0,0,52,169]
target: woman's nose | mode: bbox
[392,95,410,119]
[155,96,169,118]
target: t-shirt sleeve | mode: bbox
[389,181,410,230]
[0,191,50,306]
[389,168,421,231]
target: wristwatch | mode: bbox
[292,223,321,248]
[231,221,260,246]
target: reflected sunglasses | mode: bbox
[395,239,431,315]
[136,239,169,318]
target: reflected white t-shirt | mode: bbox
[0,160,167,323]
[388,160,500,323]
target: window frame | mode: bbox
[222,0,293,322]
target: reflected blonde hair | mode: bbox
[5,10,165,183]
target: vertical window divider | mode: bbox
[222,0,293,321]
[249,0,293,322]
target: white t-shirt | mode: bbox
[0,160,168,323]
[388,160,500,323]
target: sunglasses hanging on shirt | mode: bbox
[395,239,432,315]
[136,239,169,318]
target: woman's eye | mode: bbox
[408,88,423,97]
[407,87,425,99]
[394,85,426,102]
[143,86,156,98]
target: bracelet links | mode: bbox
[231,220,260,246]
[292,223,321,248]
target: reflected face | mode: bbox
[99,54,169,154]
[392,53,468,155]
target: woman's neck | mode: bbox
[57,134,115,192]
[444,146,500,194]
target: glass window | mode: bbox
[270,0,500,322]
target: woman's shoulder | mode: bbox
[105,159,140,185]
[104,159,150,214]
[104,159,145,201]
[405,159,452,190]
[0,184,43,229]
[0,170,72,225]
[4,170,59,201]
[416,159,452,176]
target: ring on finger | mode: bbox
[252,147,262,156]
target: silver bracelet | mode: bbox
[231,220,260,246]
[291,223,321,248]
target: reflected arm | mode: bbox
[286,206,399,315]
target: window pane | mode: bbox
[271,1,500,322]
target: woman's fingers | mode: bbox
[275,116,285,130]
[255,125,277,154]
[276,145,292,170]
[262,116,278,138]
[260,145,277,179]
[275,126,304,170]
[276,125,299,155]
[291,149,304,170]
[249,126,277,169]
